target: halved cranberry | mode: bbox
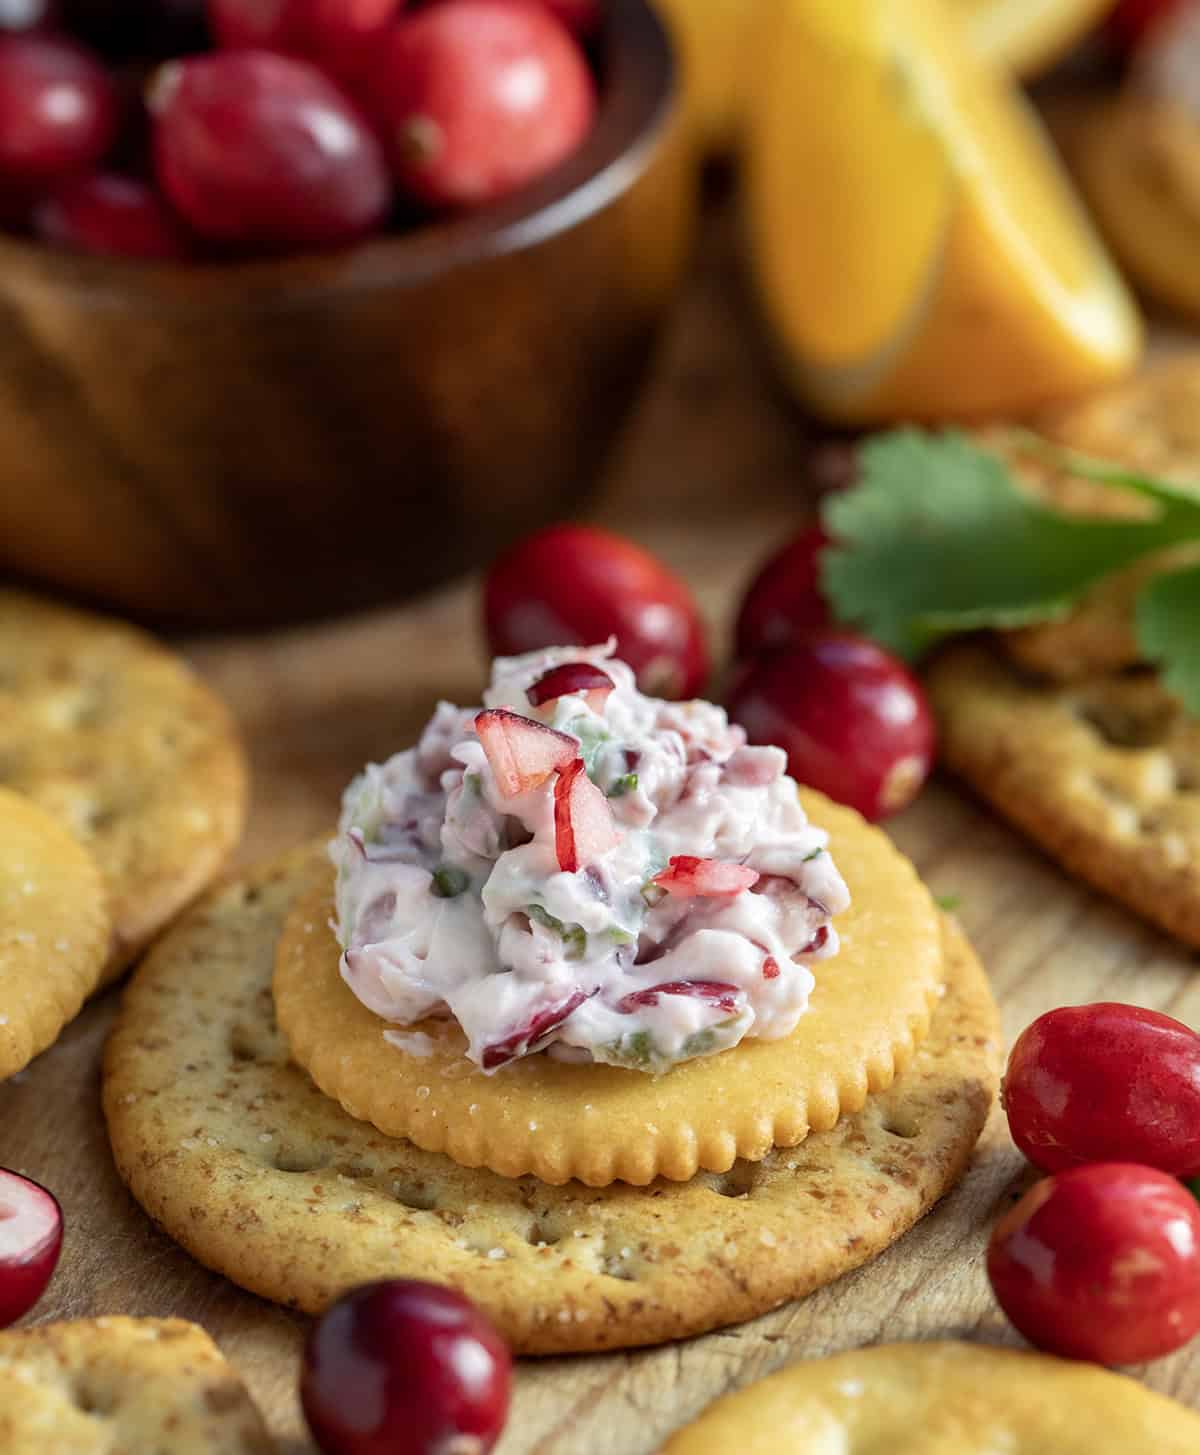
[362,0,596,209]
[302,1280,511,1455]
[481,986,593,1069]
[527,662,614,712]
[618,981,743,1015]
[727,632,935,822]
[211,0,402,85]
[734,526,832,661]
[553,757,618,872]
[0,1169,63,1328]
[475,707,576,798]
[0,36,117,189]
[34,172,190,258]
[150,50,390,250]
[486,525,708,701]
[652,856,759,898]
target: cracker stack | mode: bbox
[104,794,1002,1355]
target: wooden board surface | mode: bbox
[4,208,1200,1452]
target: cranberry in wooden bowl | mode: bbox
[0,0,694,627]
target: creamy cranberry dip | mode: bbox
[331,644,850,1075]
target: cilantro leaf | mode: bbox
[821,430,1200,660]
[1136,563,1200,716]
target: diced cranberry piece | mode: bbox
[727,632,936,822]
[722,746,783,789]
[553,757,619,873]
[302,1280,511,1455]
[475,707,576,798]
[210,0,403,86]
[617,981,743,1015]
[799,925,830,955]
[0,36,117,190]
[0,1169,63,1328]
[34,172,190,259]
[480,986,593,1069]
[486,525,709,701]
[762,955,780,980]
[150,50,390,251]
[652,856,759,898]
[361,0,596,210]
[735,526,832,660]
[526,662,614,712]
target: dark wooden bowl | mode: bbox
[0,0,694,627]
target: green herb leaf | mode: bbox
[527,903,587,960]
[431,865,469,899]
[1136,563,1200,716]
[821,430,1200,661]
[802,847,824,863]
[935,894,962,912]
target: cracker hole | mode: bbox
[1075,699,1174,750]
[273,1152,326,1174]
[230,1025,270,1064]
[710,1162,763,1199]
[600,1235,640,1281]
[72,1379,116,1417]
[389,1180,439,1212]
[526,1218,564,1248]
[883,1112,921,1140]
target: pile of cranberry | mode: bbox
[0,0,600,261]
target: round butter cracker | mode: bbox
[274,791,944,1187]
[0,588,247,981]
[659,1340,1200,1454]
[103,844,998,1355]
[0,1318,274,1455]
[0,786,109,1081]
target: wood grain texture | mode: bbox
[3,207,1199,1453]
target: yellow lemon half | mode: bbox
[744,0,1142,423]
[953,0,1118,76]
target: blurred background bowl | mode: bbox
[0,0,694,628]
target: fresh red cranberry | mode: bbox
[150,50,390,250]
[34,172,190,258]
[362,0,596,209]
[527,662,614,710]
[485,525,709,701]
[0,1169,63,1327]
[302,1280,511,1455]
[988,1163,1200,1364]
[481,986,593,1068]
[735,526,832,661]
[210,0,403,85]
[0,0,58,31]
[0,36,117,189]
[726,632,935,822]
[1004,1003,1200,1179]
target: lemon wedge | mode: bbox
[952,0,1117,76]
[744,0,1142,423]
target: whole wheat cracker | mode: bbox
[658,1340,1200,1454]
[274,791,945,1188]
[103,844,999,1355]
[0,1317,273,1455]
[927,641,1200,946]
[0,786,109,1081]
[0,589,247,981]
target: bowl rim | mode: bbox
[0,0,680,304]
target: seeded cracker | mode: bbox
[0,787,109,1080]
[0,1318,274,1454]
[658,1341,1200,1454]
[103,843,998,1355]
[275,791,944,1187]
[0,589,248,980]
[928,642,1200,947]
